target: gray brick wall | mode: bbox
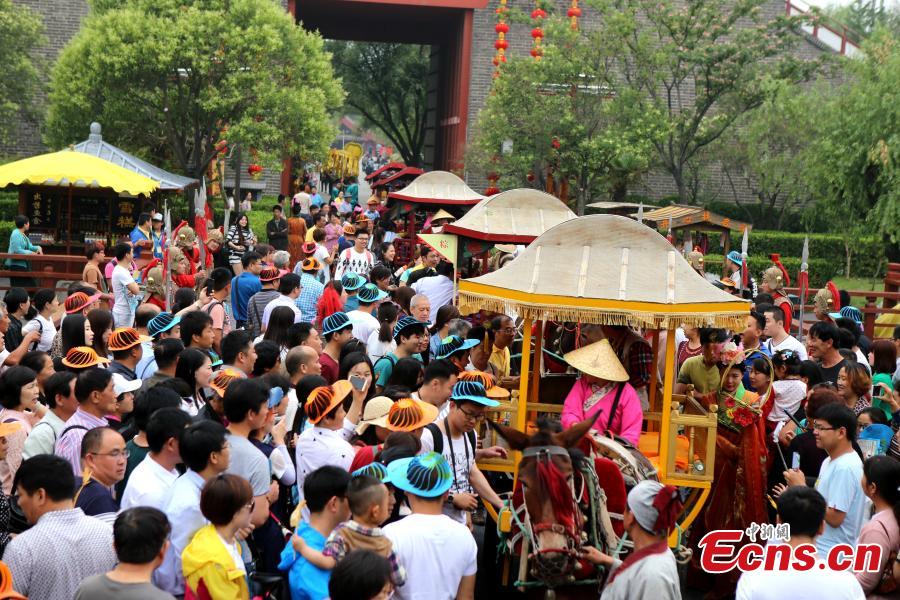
[465,0,848,205]
[1,0,89,158]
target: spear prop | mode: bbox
[740,227,749,294]
[164,206,173,311]
[797,236,809,340]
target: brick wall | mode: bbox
[465,0,848,205]
[1,0,89,158]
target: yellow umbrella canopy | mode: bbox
[0,150,159,196]
[458,214,750,329]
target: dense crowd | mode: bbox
[0,188,899,600]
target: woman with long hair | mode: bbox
[58,314,91,360]
[324,212,343,255]
[869,339,897,420]
[87,308,114,359]
[0,366,44,493]
[316,280,345,328]
[837,361,872,416]
[428,305,460,361]
[392,286,416,318]
[19,351,55,406]
[226,211,256,274]
[174,348,213,416]
[367,302,399,363]
[262,306,296,361]
[856,455,900,596]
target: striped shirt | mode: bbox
[55,408,108,476]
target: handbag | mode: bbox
[875,520,899,594]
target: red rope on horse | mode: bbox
[536,461,576,533]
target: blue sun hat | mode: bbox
[451,380,499,407]
[435,335,480,360]
[352,461,393,483]
[322,312,352,336]
[393,315,429,340]
[357,283,388,304]
[386,451,453,498]
[829,305,863,327]
[147,312,181,338]
[341,272,366,292]
[726,251,743,265]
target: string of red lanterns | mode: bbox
[568,0,581,30]
[493,0,509,77]
[531,3,546,60]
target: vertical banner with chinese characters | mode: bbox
[417,233,459,305]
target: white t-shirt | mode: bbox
[120,455,179,510]
[111,264,136,324]
[292,192,311,214]
[383,513,477,600]
[313,245,331,283]
[348,310,379,344]
[411,275,454,323]
[261,295,303,329]
[366,331,395,364]
[736,557,865,600]
[334,247,374,280]
[420,423,476,523]
[815,450,869,555]
[21,314,55,352]
[765,334,808,361]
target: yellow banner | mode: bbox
[417,233,458,266]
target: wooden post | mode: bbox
[66,186,73,255]
[513,317,533,476]
[649,329,660,432]
[658,327,677,482]
[864,295,877,340]
[529,320,543,425]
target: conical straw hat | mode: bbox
[563,339,629,382]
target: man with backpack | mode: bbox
[419,380,506,525]
[373,316,428,394]
[203,267,234,355]
[333,225,374,280]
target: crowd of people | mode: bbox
[1,190,900,600]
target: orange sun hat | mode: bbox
[386,397,438,432]
[305,380,354,425]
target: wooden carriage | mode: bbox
[458,214,751,542]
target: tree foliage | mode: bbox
[469,21,666,215]
[0,0,43,145]
[45,0,343,178]
[800,29,900,260]
[589,0,823,204]
[327,41,429,167]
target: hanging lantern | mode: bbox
[486,171,501,196]
[568,0,581,30]
[493,0,509,77]
[247,164,263,180]
[531,3,546,61]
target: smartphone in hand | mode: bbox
[349,375,367,391]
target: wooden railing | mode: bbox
[0,253,151,294]
[785,0,862,57]
[785,286,900,340]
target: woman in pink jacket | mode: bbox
[560,339,644,446]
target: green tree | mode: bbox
[469,22,666,215]
[716,81,816,230]
[801,29,900,261]
[45,0,343,181]
[590,0,822,204]
[0,0,43,144]
[327,42,429,167]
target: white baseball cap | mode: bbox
[112,373,142,397]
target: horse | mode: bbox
[489,414,620,600]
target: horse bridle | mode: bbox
[517,445,585,584]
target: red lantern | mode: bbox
[495,22,509,34]
[493,0,509,76]
[485,186,500,196]
[531,27,544,39]
[569,0,581,29]
[551,137,560,149]
[531,8,547,19]
[527,171,535,182]
[494,39,509,50]
[530,47,543,58]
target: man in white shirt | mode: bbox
[412,261,455,323]
[333,227,374,280]
[384,452,477,600]
[763,305,807,361]
[157,420,230,594]
[780,403,868,555]
[292,186,312,216]
[261,273,304,329]
[419,381,505,524]
[348,283,385,343]
[736,486,865,599]
[296,380,364,520]
[110,243,141,328]
[120,407,192,510]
